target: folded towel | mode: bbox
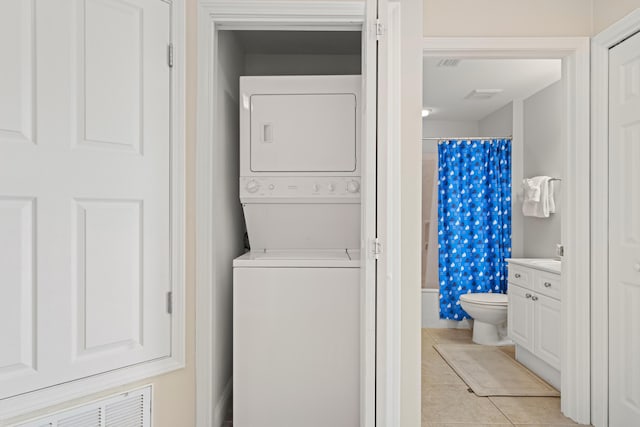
[522,176,555,217]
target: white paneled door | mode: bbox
[0,0,172,399]
[609,30,640,426]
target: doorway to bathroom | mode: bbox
[419,38,590,425]
[421,58,562,326]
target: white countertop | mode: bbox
[506,258,561,274]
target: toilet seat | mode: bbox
[459,293,508,306]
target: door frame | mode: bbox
[421,37,591,424]
[194,2,375,426]
[591,9,640,427]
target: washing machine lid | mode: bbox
[233,249,361,268]
[459,293,508,305]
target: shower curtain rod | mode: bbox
[421,136,513,141]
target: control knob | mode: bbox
[246,180,260,193]
[328,183,335,192]
[346,180,360,193]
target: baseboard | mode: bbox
[213,378,232,427]
[421,289,472,329]
[515,345,561,390]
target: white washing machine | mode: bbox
[233,250,360,427]
[233,75,362,426]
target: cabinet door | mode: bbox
[0,0,172,399]
[533,293,561,370]
[507,283,534,350]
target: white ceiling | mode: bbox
[423,58,562,121]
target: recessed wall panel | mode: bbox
[80,0,142,152]
[0,198,35,373]
[0,1,35,143]
[75,199,142,353]
[622,122,640,245]
[621,56,640,104]
[622,283,640,410]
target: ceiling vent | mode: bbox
[437,58,461,67]
[465,89,503,100]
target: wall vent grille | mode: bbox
[437,58,461,67]
[464,89,504,100]
[12,386,151,427]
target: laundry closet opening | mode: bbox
[213,29,366,426]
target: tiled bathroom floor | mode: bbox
[422,328,590,427]
[225,328,590,426]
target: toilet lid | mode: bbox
[459,293,508,306]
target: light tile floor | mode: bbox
[422,328,590,427]
[225,328,590,426]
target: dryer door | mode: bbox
[250,93,357,172]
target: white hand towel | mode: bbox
[522,176,554,217]
[548,180,556,214]
[522,177,544,202]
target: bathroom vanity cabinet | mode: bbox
[506,259,561,390]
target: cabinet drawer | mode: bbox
[535,272,561,300]
[508,265,532,288]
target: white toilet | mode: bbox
[459,293,510,346]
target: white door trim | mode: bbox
[591,9,640,427]
[375,2,402,426]
[421,37,591,425]
[0,0,186,420]
[194,2,369,427]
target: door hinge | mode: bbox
[166,291,173,314]
[167,43,174,68]
[371,237,383,260]
[376,19,385,39]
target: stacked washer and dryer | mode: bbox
[233,75,362,426]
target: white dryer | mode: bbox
[233,75,362,426]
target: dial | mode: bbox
[246,180,260,193]
[346,180,360,193]
[312,184,320,192]
[328,183,335,192]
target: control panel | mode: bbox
[240,176,361,200]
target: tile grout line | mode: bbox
[487,396,517,426]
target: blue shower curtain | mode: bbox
[438,139,512,320]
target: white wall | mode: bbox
[522,81,563,258]
[244,54,361,75]
[478,103,512,137]
[593,0,640,33]
[211,30,249,423]
[422,119,479,142]
[423,0,593,36]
